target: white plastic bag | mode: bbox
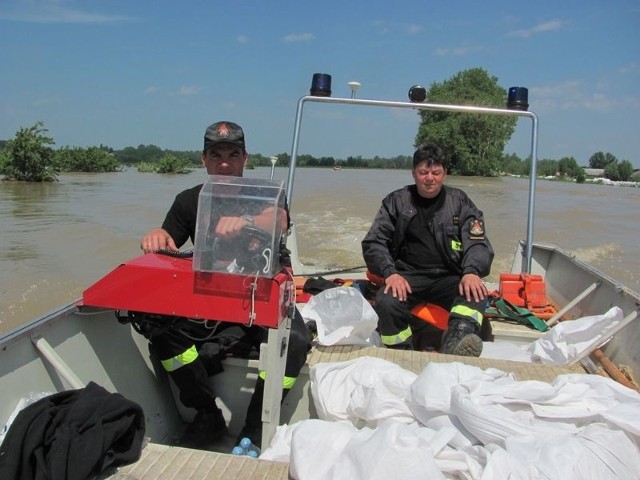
[301,286,380,346]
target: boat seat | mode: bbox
[365,271,449,330]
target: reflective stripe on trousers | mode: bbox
[160,344,198,372]
[380,325,412,347]
[259,370,297,390]
[450,304,483,326]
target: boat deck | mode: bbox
[103,443,289,480]
[307,344,582,380]
[108,345,582,479]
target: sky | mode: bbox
[1,0,639,167]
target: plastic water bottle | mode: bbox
[231,446,245,456]
[240,437,260,458]
[231,437,260,457]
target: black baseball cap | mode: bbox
[203,121,245,151]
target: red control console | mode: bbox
[82,253,294,328]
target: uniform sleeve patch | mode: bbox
[469,219,485,239]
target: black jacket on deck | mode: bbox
[0,381,145,480]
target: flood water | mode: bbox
[1,167,639,333]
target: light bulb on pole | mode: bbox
[269,156,278,179]
[348,81,361,99]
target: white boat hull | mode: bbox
[2,242,638,440]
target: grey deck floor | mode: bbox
[108,346,582,479]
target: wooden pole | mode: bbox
[591,348,639,393]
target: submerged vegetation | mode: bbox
[137,154,192,174]
[0,121,57,182]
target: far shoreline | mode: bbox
[502,173,639,188]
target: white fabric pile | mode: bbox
[481,306,625,365]
[261,357,640,480]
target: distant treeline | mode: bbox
[1,124,637,182]
[111,144,416,170]
[109,144,638,182]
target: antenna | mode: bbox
[347,81,361,99]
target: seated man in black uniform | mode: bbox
[362,143,493,356]
[138,121,310,449]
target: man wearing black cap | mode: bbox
[143,121,265,251]
[138,121,310,450]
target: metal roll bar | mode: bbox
[285,95,540,273]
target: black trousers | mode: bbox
[144,308,310,411]
[375,272,487,350]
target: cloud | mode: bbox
[177,86,199,96]
[531,80,616,111]
[0,0,131,24]
[283,32,315,43]
[404,23,423,35]
[622,95,640,108]
[508,19,564,38]
[619,62,639,75]
[531,80,581,98]
[144,85,199,97]
[237,34,250,44]
[372,20,424,35]
[581,93,615,110]
[434,45,484,56]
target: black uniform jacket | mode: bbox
[361,184,494,280]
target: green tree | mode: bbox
[55,146,120,172]
[156,153,191,174]
[501,153,526,175]
[537,159,560,177]
[415,68,517,176]
[275,152,290,167]
[1,121,57,181]
[588,151,617,169]
[0,145,9,172]
[618,160,634,181]
[557,156,580,178]
[346,155,367,168]
[296,154,315,167]
[604,161,620,181]
[319,156,336,167]
[115,144,164,164]
[136,162,156,173]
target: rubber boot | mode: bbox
[178,402,228,450]
[440,318,483,357]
